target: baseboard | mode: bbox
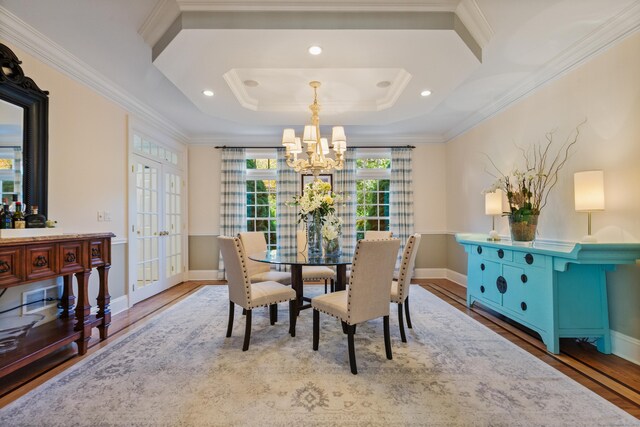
[90,295,129,316]
[188,270,220,280]
[414,268,467,287]
[611,330,640,365]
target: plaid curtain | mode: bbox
[334,148,357,260]
[276,148,299,272]
[390,147,415,266]
[218,148,247,279]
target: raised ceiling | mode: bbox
[0,0,638,144]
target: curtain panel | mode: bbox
[333,148,357,260]
[276,149,300,272]
[390,147,415,266]
[218,147,247,279]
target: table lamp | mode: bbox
[485,190,503,241]
[574,170,605,243]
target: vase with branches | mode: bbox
[485,121,585,242]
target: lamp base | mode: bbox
[581,234,597,243]
[487,230,501,241]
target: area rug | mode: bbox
[1,285,638,426]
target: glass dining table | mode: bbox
[247,251,352,311]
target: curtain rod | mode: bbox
[214,145,415,149]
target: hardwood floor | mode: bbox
[1,279,639,420]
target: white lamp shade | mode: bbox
[282,128,296,146]
[303,125,317,144]
[291,137,302,154]
[333,141,346,153]
[485,190,503,215]
[331,126,346,143]
[320,138,329,155]
[574,170,605,212]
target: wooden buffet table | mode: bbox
[0,232,114,378]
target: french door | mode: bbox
[129,154,185,305]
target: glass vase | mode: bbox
[307,212,323,257]
[508,214,538,244]
[323,236,341,257]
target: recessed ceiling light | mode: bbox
[376,81,391,88]
[202,90,214,97]
[420,90,432,97]
[308,45,322,55]
[243,80,259,87]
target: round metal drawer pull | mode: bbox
[496,276,507,294]
[521,302,528,311]
[525,253,534,265]
[480,285,485,293]
[521,274,528,283]
[477,246,483,254]
[497,249,504,258]
[480,263,485,271]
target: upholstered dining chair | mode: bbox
[297,230,335,293]
[312,238,401,374]
[391,233,422,342]
[364,230,393,239]
[218,236,297,351]
[237,232,291,285]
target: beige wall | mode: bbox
[188,145,221,235]
[413,144,448,234]
[0,40,129,314]
[444,32,640,338]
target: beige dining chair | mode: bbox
[312,238,401,374]
[364,230,393,239]
[391,233,422,342]
[219,236,297,351]
[297,230,335,293]
[237,232,291,285]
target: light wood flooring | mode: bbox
[1,279,639,420]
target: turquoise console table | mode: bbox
[456,233,640,354]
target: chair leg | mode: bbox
[398,302,407,343]
[347,324,357,375]
[270,304,277,325]
[383,315,393,360]
[330,279,334,293]
[289,299,297,337]
[226,301,235,337]
[341,321,348,334]
[242,308,246,316]
[242,309,252,351]
[324,279,328,294]
[405,296,413,329]
[313,309,320,351]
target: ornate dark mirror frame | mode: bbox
[0,43,48,217]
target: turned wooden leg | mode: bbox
[74,269,92,355]
[242,309,252,351]
[226,301,235,337]
[270,304,277,325]
[398,303,407,343]
[405,295,413,329]
[312,309,319,351]
[96,264,111,340]
[347,324,357,375]
[384,315,393,360]
[289,300,297,337]
[60,274,75,319]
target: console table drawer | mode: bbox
[25,244,57,280]
[514,251,546,268]
[0,247,24,286]
[476,245,513,262]
[59,242,84,274]
[90,240,108,267]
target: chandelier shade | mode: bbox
[281,81,346,178]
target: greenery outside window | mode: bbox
[356,154,391,240]
[246,152,278,250]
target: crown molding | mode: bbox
[189,133,445,145]
[443,1,640,142]
[139,0,181,46]
[455,0,493,48]
[176,0,460,12]
[0,6,189,144]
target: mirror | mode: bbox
[0,43,48,217]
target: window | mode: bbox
[246,152,278,250]
[355,155,391,240]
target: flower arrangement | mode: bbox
[321,213,342,241]
[289,179,343,223]
[485,122,584,222]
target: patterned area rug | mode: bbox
[1,285,638,426]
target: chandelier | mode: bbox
[281,81,346,178]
